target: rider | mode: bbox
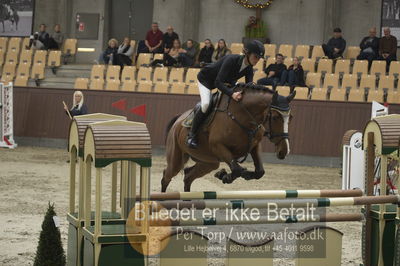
[187,40,265,149]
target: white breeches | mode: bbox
[198,80,212,113]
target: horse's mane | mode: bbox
[234,82,275,94]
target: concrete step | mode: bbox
[40,81,74,89]
[41,76,75,84]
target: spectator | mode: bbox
[357,27,380,67]
[379,27,397,69]
[286,57,305,89]
[115,37,134,67]
[38,24,50,49]
[100,38,118,65]
[179,39,197,67]
[163,26,179,53]
[198,39,214,67]
[145,22,163,53]
[322,28,346,59]
[257,53,287,88]
[63,91,88,117]
[151,39,182,67]
[27,32,45,50]
[212,39,231,62]
[48,24,64,50]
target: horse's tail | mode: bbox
[165,114,181,143]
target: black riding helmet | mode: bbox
[244,40,265,58]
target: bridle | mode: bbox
[264,107,290,144]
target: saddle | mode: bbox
[182,91,223,129]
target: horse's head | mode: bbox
[265,90,296,159]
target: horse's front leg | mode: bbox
[212,143,244,184]
[241,143,265,180]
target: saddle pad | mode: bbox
[182,91,223,129]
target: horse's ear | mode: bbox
[287,90,296,102]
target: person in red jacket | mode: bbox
[144,22,163,53]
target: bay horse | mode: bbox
[162,83,295,192]
[0,4,19,32]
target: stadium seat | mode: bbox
[278,44,293,58]
[199,42,205,49]
[5,51,18,64]
[0,37,8,51]
[137,67,152,83]
[352,60,369,77]
[33,50,47,64]
[378,75,395,92]
[106,65,121,81]
[311,87,328,100]
[136,53,152,68]
[389,61,400,78]
[306,72,321,88]
[63,39,78,55]
[344,46,361,60]
[334,59,350,75]
[348,88,365,102]
[74,78,89,90]
[265,57,275,68]
[47,50,62,67]
[284,57,293,68]
[294,45,310,60]
[264,44,276,58]
[31,63,45,80]
[169,68,184,83]
[301,58,315,73]
[1,62,16,82]
[254,70,266,83]
[370,61,386,77]
[185,68,200,84]
[153,67,168,83]
[154,82,169,93]
[311,45,324,60]
[16,63,30,78]
[7,37,21,53]
[367,89,384,103]
[19,49,33,65]
[90,65,105,80]
[105,79,120,91]
[253,58,265,72]
[187,83,199,95]
[317,59,333,74]
[153,53,163,61]
[276,86,290,96]
[121,66,136,83]
[359,74,376,91]
[121,80,136,91]
[14,76,28,87]
[293,87,309,99]
[323,74,339,90]
[387,90,400,104]
[170,83,186,94]
[137,81,152,92]
[341,74,358,91]
[230,43,244,54]
[22,37,30,50]
[329,88,346,101]
[89,79,104,90]
[0,50,4,66]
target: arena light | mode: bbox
[77,47,95,52]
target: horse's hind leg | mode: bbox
[184,162,219,192]
[161,151,188,192]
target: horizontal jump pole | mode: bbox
[150,195,400,211]
[147,213,364,226]
[144,189,363,201]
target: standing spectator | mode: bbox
[145,22,163,53]
[179,39,197,67]
[63,91,88,117]
[286,57,305,89]
[357,27,380,68]
[27,32,45,50]
[163,26,179,53]
[115,37,134,67]
[38,24,50,49]
[379,27,397,69]
[198,39,214,67]
[257,53,287,88]
[151,39,182,67]
[48,24,64,50]
[212,39,231,62]
[100,39,118,65]
[322,28,346,59]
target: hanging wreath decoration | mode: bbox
[235,0,274,9]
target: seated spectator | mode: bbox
[179,39,197,67]
[144,22,163,53]
[163,26,179,53]
[357,27,379,68]
[27,32,45,50]
[63,91,88,118]
[197,39,214,67]
[115,37,134,67]
[286,57,305,89]
[100,39,118,64]
[48,24,64,50]
[322,28,346,59]
[257,53,287,88]
[379,27,397,70]
[151,39,183,67]
[212,39,231,62]
[38,24,50,49]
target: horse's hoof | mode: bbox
[241,171,254,180]
[214,169,227,180]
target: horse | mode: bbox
[162,83,296,192]
[0,4,19,32]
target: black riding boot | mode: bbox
[187,108,206,149]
